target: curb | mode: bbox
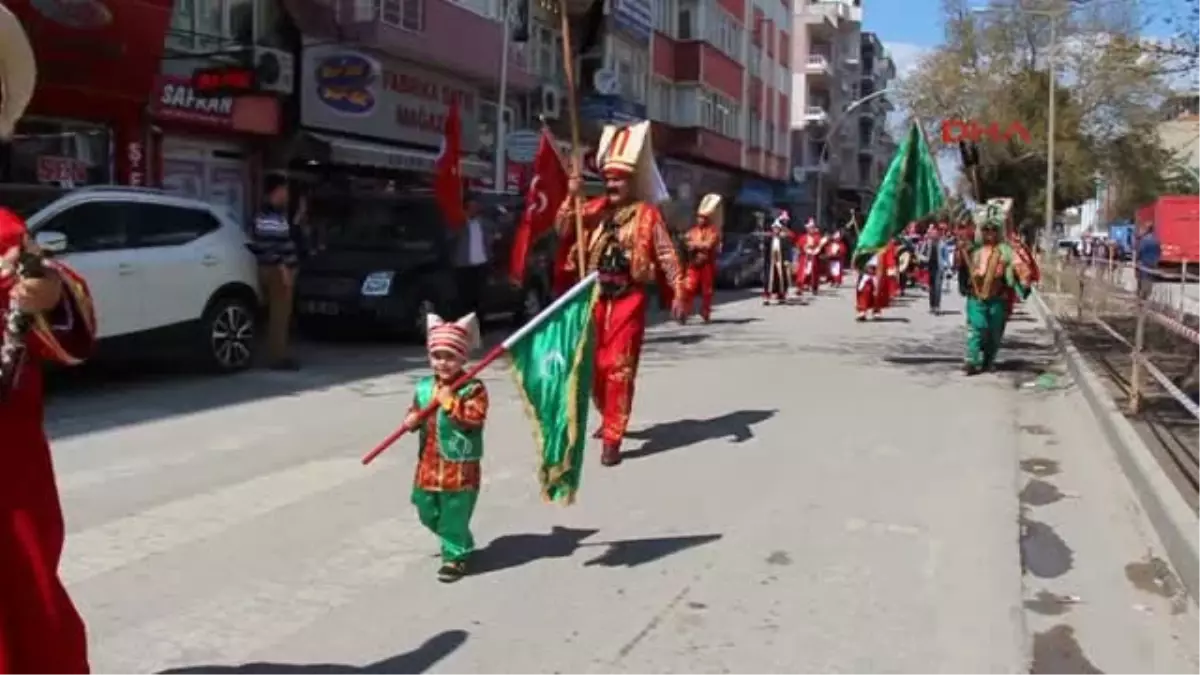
[1028,290,1199,602]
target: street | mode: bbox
[49,286,1198,674]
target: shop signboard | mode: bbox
[300,45,482,152]
[153,76,235,128]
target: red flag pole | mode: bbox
[361,271,600,466]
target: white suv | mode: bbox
[25,186,261,372]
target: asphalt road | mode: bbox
[46,284,1199,673]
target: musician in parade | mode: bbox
[824,230,847,287]
[762,213,795,305]
[682,194,723,323]
[958,198,1034,375]
[0,9,93,672]
[795,219,826,295]
[554,121,685,467]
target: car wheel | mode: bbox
[202,295,256,372]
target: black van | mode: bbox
[294,190,553,338]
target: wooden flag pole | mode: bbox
[557,0,588,281]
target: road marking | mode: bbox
[96,517,431,673]
[62,459,365,585]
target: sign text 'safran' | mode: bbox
[941,119,1031,145]
[160,83,234,116]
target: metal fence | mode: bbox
[1038,253,1199,500]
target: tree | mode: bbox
[899,0,1177,230]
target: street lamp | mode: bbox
[813,87,895,226]
[972,0,1070,246]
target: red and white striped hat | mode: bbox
[426,312,481,360]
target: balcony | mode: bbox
[799,1,863,29]
[804,54,833,77]
[284,0,534,89]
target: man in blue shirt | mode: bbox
[1136,224,1162,300]
[249,175,300,370]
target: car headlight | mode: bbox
[361,271,395,297]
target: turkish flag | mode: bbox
[508,129,568,284]
[434,99,466,230]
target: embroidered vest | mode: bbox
[414,375,484,462]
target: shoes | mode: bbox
[437,560,467,583]
[964,364,981,376]
[601,443,622,467]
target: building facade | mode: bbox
[650,0,794,230]
[787,0,895,227]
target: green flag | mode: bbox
[505,274,599,505]
[853,122,945,260]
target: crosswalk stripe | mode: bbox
[97,518,434,672]
[61,459,365,585]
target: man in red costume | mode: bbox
[824,230,847,287]
[555,121,685,466]
[794,219,826,295]
[682,193,722,323]
[855,254,882,321]
[878,239,901,306]
[0,209,94,674]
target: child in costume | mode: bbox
[855,255,881,321]
[405,312,489,582]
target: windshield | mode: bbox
[312,194,448,252]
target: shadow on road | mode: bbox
[643,333,711,347]
[471,526,723,575]
[702,317,762,326]
[870,316,911,323]
[623,409,777,459]
[158,629,468,674]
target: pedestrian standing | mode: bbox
[1136,224,1162,301]
[925,225,946,315]
[405,312,488,583]
[454,194,490,319]
[249,175,300,370]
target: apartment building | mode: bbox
[650,0,794,229]
[788,0,895,226]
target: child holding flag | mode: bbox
[404,312,489,583]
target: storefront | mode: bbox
[658,158,739,231]
[150,75,282,223]
[296,45,490,183]
[2,0,173,187]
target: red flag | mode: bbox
[434,99,466,230]
[508,129,568,284]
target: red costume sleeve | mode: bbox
[645,205,682,291]
[29,261,96,365]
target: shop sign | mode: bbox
[301,45,481,151]
[36,155,89,184]
[126,141,145,186]
[193,66,257,96]
[153,76,234,127]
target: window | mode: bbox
[40,202,130,253]
[166,0,288,51]
[748,45,761,76]
[674,86,700,126]
[526,22,564,83]
[748,114,762,148]
[678,6,695,40]
[703,2,742,59]
[655,0,675,35]
[650,79,673,122]
[380,0,424,31]
[610,39,648,103]
[130,204,221,248]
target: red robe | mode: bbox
[856,271,879,318]
[683,222,720,321]
[795,233,825,293]
[825,239,846,286]
[0,211,95,674]
[554,198,682,450]
[879,241,900,306]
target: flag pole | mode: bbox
[492,0,513,191]
[557,0,588,281]
[361,272,600,466]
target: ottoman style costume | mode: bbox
[0,10,93,672]
[553,121,684,466]
[682,193,722,322]
[409,313,488,582]
[958,198,1034,374]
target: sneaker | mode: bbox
[437,561,467,583]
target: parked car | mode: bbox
[295,190,553,338]
[716,232,766,289]
[20,186,261,372]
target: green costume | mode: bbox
[958,198,1031,372]
[409,375,487,564]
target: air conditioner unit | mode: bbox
[539,84,562,120]
[254,47,295,95]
